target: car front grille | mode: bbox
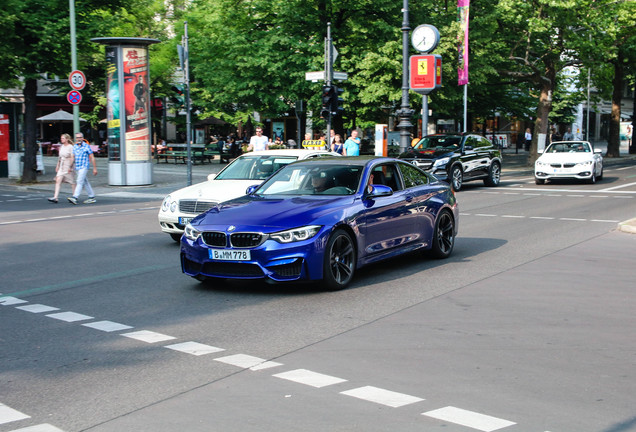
[230,233,264,248]
[550,163,576,168]
[269,260,303,278]
[179,200,217,214]
[202,232,227,247]
[409,159,433,170]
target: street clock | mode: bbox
[411,24,440,53]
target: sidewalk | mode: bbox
[0,155,229,199]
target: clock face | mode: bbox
[412,25,439,53]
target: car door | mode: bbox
[459,135,482,179]
[360,162,418,258]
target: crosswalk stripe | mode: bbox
[340,386,424,408]
[273,369,347,388]
[423,406,516,431]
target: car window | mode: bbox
[216,155,298,180]
[369,163,402,191]
[258,164,361,196]
[464,136,479,149]
[398,162,429,188]
[474,136,491,149]
[414,136,461,150]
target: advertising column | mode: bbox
[92,37,159,186]
[0,114,9,177]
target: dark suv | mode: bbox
[398,133,502,191]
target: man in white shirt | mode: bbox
[248,127,269,151]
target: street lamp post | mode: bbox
[396,0,414,151]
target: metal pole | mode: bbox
[422,95,428,137]
[184,21,192,186]
[69,0,79,135]
[397,0,413,151]
[586,67,590,142]
[463,84,468,132]
[325,23,332,139]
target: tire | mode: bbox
[170,233,182,242]
[450,165,463,191]
[323,229,356,290]
[597,165,603,181]
[535,178,545,185]
[483,162,501,187]
[430,210,455,259]
[587,167,596,184]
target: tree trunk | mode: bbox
[22,78,39,182]
[606,53,623,158]
[529,77,554,164]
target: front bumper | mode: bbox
[534,169,593,181]
[180,232,328,283]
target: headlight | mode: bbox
[161,195,178,213]
[575,160,593,166]
[536,160,547,167]
[433,157,450,168]
[269,225,321,244]
[184,223,201,241]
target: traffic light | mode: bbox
[170,85,184,108]
[331,85,344,116]
[321,85,333,119]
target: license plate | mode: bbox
[209,249,251,261]
[179,217,193,225]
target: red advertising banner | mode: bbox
[122,47,151,162]
[457,0,470,85]
[410,55,442,95]
[0,114,9,162]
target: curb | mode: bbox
[617,218,636,234]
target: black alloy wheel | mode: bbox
[323,229,356,290]
[430,210,455,259]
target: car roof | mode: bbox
[287,155,397,167]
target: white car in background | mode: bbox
[534,141,603,185]
[159,149,340,241]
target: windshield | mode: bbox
[256,164,363,196]
[414,135,461,151]
[215,155,299,180]
[545,142,591,153]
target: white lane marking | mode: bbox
[615,166,633,171]
[214,354,282,370]
[46,312,93,322]
[121,330,176,343]
[7,424,66,432]
[340,386,424,408]
[529,216,554,220]
[600,181,636,191]
[273,369,347,388]
[0,207,157,225]
[501,215,524,218]
[475,214,497,217]
[0,403,30,424]
[16,304,59,313]
[165,341,225,356]
[591,219,619,223]
[82,321,133,332]
[423,406,516,431]
[559,217,586,221]
[0,296,28,306]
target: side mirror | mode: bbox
[464,145,473,151]
[593,148,602,154]
[246,185,259,195]
[207,173,217,181]
[538,149,544,154]
[366,184,393,198]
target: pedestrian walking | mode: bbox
[47,133,75,203]
[524,128,532,151]
[562,127,575,141]
[68,132,97,205]
[343,130,360,156]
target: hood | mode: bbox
[536,152,595,164]
[192,195,355,232]
[169,179,260,202]
[399,148,454,160]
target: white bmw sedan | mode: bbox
[534,141,603,185]
[159,149,340,241]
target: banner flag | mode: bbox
[457,0,470,85]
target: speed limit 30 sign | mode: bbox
[69,70,86,90]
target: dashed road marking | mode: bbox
[15,304,60,313]
[340,386,424,408]
[46,311,93,322]
[121,330,177,343]
[423,406,516,431]
[0,296,28,306]
[0,402,30,424]
[165,341,225,356]
[273,369,347,388]
[82,320,133,332]
[215,354,283,370]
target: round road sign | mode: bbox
[67,90,82,105]
[69,70,86,90]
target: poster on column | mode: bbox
[123,47,151,162]
[105,46,121,161]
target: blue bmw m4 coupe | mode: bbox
[181,156,458,290]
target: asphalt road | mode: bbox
[0,160,635,432]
